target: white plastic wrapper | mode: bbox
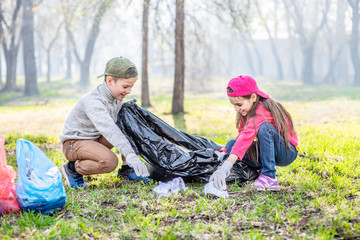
[153,177,188,198]
[204,181,229,198]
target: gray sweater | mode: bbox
[59,81,134,157]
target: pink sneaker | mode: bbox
[252,174,280,191]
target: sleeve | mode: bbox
[84,98,135,158]
[230,115,266,160]
[218,146,226,153]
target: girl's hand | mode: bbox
[209,160,233,190]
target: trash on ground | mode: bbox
[0,136,21,214]
[16,139,66,214]
[117,101,259,184]
[204,181,229,198]
[153,177,187,198]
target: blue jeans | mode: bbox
[225,122,298,178]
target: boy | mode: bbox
[60,57,150,188]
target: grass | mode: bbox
[0,78,360,239]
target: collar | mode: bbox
[98,81,117,103]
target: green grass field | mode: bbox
[0,78,359,239]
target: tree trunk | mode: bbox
[0,50,2,86]
[268,35,284,80]
[301,43,314,85]
[348,0,360,86]
[141,0,151,107]
[251,40,263,75]
[80,63,90,86]
[37,44,43,77]
[4,49,18,91]
[172,0,185,115]
[256,3,283,80]
[22,0,39,95]
[79,0,112,86]
[335,0,348,82]
[0,0,21,92]
[66,32,72,79]
[241,40,256,74]
[47,49,51,83]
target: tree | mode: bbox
[283,0,330,85]
[321,0,347,85]
[36,1,64,83]
[22,0,39,95]
[65,30,72,80]
[255,0,284,80]
[212,0,263,76]
[0,49,2,86]
[284,4,298,80]
[62,0,113,86]
[37,24,62,83]
[171,0,185,114]
[141,0,151,107]
[0,0,22,92]
[348,0,360,86]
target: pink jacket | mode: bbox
[224,102,299,160]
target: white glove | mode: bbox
[209,160,233,190]
[125,153,150,177]
[214,151,227,159]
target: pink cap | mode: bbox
[227,75,269,98]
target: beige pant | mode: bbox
[62,136,119,175]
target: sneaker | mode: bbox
[252,174,280,191]
[117,165,151,183]
[61,162,87,189]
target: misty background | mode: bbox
[0,0,359,101]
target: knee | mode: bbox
[258,122,273,136]
[225,139,237,153]
[100,151,119,173]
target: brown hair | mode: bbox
[235,94,295,164]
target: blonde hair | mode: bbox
[235,94,295,163]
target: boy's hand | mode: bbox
[126,153,150,177]
[209,160,233,190]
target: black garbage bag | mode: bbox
[116,100,259,183]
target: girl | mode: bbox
[209,75,299,191]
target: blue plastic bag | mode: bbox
[15,139,66,214]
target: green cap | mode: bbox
[97,56,138,78]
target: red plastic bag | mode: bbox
[0,135,21,214]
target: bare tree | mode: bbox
[141,0,151,107]
[321,4,346,85]
[348,0,360,86]
[22,0,38,95]
[0,49,2,86]
[0,0,22,92]
[283,0,330,85]
[212,0,263,75]
[172,0,185,114]
[284,5,298,80]
[255,0,283,80]
[36,1,64,83]
[62,0,114,86]
[37,24,63,83]
[65,30,72,80]
[334,0,349,83]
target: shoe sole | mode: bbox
[256,186,281,191]
[61,164,71,187]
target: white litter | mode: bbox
[204,181,229,198]
[153,177,188,198]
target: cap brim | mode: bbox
[97,74,105,78]
[257,90,269,98]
